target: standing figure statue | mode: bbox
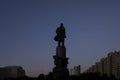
[54,23,66,46]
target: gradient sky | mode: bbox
[0,0,120,77]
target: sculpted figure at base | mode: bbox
[54,23,66,46]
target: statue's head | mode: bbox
[60,23,63,27]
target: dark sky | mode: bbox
[0,0,120,77]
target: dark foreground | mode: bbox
[4,73,119,80]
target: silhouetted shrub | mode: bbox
[37,74,45,80]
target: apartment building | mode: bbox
[0,66,25,80]
[70,65,81,76]
[85,51,120,79]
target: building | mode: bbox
[52,24,69,80]
[0,66,25,80]
[70,65,81,76]
[84,51,120,79]
[108,51,120,79]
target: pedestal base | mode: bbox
[53,56,69,80]
[53,67,69,80]
[53,46,69,80]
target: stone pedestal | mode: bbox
[56,46,66,58]
[53,46,69,80]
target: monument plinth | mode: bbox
[56,46,66,58]
[53,23,69,80]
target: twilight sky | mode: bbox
[0,0,120,77]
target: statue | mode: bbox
[54,23,66,46]
[53,23,69,80]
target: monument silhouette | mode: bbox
[53,23,69,80]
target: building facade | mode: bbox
[0,66,25,80]
[85,51,120,79]
[70,65,81,76]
